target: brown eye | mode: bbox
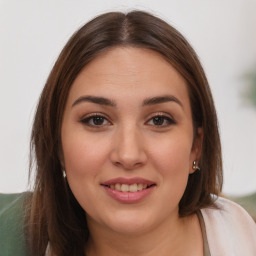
[147,115,176,127]
[152,116,165,125]
[81,115,110,127]
[91,116,105,125]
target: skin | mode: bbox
[61,47,204,256]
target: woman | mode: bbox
[1,10,255,256]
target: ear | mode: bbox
[189,127,203,174]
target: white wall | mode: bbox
[0,0,256,196]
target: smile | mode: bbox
[103,183,154,192]
[101,177,156,203]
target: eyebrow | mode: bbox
[72,96,116,107]
[142,95,183,108]
[72,95,183,108]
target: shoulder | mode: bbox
[201,196,256,256]
[0,192,31,256]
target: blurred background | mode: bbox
[0,0,255,219]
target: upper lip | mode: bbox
[101,177,156,186]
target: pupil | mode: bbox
[153,117,164,125]
[93,116,104,125]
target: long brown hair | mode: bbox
[27,11,223,255]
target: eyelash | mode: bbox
[146,113,176,127]
[80,113,111,127]
[80,113,176,128]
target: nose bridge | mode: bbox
[111,122,147,169]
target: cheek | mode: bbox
[62,131,110,177]
[150,135,192,176]
[61,132,111,212]
[145,136,193,215]
[150,134,193,197]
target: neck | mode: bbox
[85,212,203,256]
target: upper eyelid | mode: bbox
[80,113,112,125]
[145,112,176,125]
[81,112,110,120]
[146,111,175,120]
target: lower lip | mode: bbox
[102,186,155,203]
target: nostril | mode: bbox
[112,159,142,170]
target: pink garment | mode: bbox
[201,197,256,256]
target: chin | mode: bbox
[109,220,151,235]
[100,210,157,235]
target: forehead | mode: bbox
[67,47,190,108]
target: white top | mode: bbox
[201,197,256,256]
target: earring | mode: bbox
[192,161,200,171]
[63,169,67,177]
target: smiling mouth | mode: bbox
[101,183,156,192]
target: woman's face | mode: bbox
[61,47,202,235]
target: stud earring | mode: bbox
[63,169,67,177]
[192,161,200,171]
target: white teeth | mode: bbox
[137,184,143,191]
[115,183,121,191]
[129,184,138,192]
[121,184,129,192]
[109,183,151,192]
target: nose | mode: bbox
[110,125,147,170]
